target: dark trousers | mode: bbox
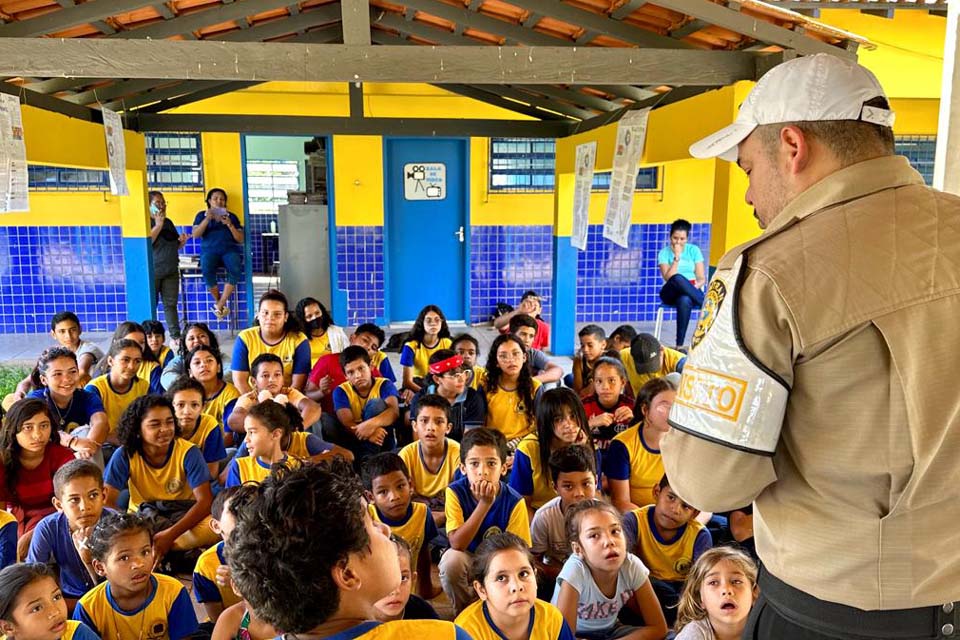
[319,401,396,470]
[659,274,704,347]
[744,567,960,640]
[155,273,181,339]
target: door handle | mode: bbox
[454,226,465,243]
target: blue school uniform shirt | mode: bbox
[292,620,472,640]
[0,511,15,571]
[657,243,704,282]
[192,210,243,254]
[104,439,211,511]
[27,509,115,599]
[444,477,531,553]
[234,431,332,459]
[28,388,105,433]
[332,379,399,419]
[74,574,198,640]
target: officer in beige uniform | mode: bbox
[661,54,960,639]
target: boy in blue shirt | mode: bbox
[226,459,470,640]
[27,459,113,610]
[333,345,400,464]
[441,428,531,614]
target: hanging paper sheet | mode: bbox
[603,108,650,248]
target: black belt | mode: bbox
[760,567,960,639]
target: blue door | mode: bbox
[385,138,468,321]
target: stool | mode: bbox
[653,303,700,344]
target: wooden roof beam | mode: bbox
[0,0,151,37]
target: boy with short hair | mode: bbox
[441,427,531,613]
[621,332,686,397]
[608,325,637,352]
[570,324,612,396]
[332,345,400,462]
[452,334,485,390]
[494,290,550,350]
[27,460,113,609]
[530,445,598,587]
[193,485,255,623]
[622,474,713,626]
[142,319,174,368]
[398,394,461,526]
[226,459,469,639]
[508,314,563,384]
[362,453,439,598]
[227,353,322,435]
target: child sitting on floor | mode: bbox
[332,346,400,463]
[673,547,757,640]
[373,536,440,622]
[581,357,635,451]
[398,394,461,527]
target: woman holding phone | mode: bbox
[192,187,244,320]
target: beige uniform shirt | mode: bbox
[661,156,960,610]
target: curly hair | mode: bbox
[484,334,537,427]
[226,459,371,632]
[86,511,153,562]
[0,398,58,501]
[115,395,179,458]
[31,346,77,388]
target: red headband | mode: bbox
[429,354,464,375]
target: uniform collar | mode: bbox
[719,156,924,269]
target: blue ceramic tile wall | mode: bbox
[336,226,385,324]
[469,225,554,324]
[576,223,711,323]
[247,214,279,274]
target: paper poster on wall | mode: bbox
[0,94,28,212]
[102,108,129,196]
[403,163,446,200]
[572,141,596,251]
[603,108,650,248]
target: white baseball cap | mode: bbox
[689,53,895,162]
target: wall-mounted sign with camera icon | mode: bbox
[403,162,446,201]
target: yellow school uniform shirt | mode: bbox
[184,413,219,453]
[74,573,197,640]
[469,365,487,390]
[511,435,555,509]
[308,332,331,366]
[230,454,301,486]
[369,502,436,567]
[287,431,317,459]
[632,504,706,582]
[138,360,159,385]
[402,338,453,378]
[236,327,309,386]
[86,375,151,434]
[606,426,663,508]
[115,439,207,511]
[192,540,242,611]
[485,378,542,443]
[202,381,241,429]
[157,345,173,367]
[339,378,390,422]
[325,620,468,640]
[398,438,460,500]
[1,620,94,640]
[620,346,684,397]
[456,599,573,640]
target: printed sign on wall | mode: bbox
[102,108,129,196]
[403,163,446,200]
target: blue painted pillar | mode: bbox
[550,170,577,356]
[119,169,156,322]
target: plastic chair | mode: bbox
[653,303,700,343]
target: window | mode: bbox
[489,137,661,193]
[146,132,203,189]
[246,160,300,215]
[896,135,936,186]
[28,165,109,191]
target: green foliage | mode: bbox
[0,365,30,401]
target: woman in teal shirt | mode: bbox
[657,219,706,349]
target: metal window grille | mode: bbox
[895,135,936,186]
[146,132,204,190]
[27,165,110,191]
[246,160,300,215]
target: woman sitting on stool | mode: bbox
[192,188,244,321]
[657,219,705,350]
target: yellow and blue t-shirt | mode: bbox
[445,478,531,553]
[73,573,198,639]
[602,426,663,509]
[308,332,331,366]
[484,379,543,443]
[370,502,439,566]
[192,540,242,611]
[508,435,557,510]
[317,620,471,640]
[620,346,685,398]
[85,375,152,435]
[231,327,311,386]
[469,365,487,391]
[137,360,164,394]
[332,378,399,422]
[398,438,460,502]
[104,438,211,511]
[225,454,300,487]
[0,510,16,571]
[370,350,397,383]
[235,431,332,461]
[156,345,174,369]
[622,504,712,582]
[184,413,227,465]
[455,599,574,640]
[400,338,453,379]
[1,620,100,640]
[202,381,240,436]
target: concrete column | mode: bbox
[550,169,577,356]
[933,0,960,194]
[119,169,156,322]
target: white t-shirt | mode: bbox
[674,618,715,640]
[551,552,650,634]
[531,496,570,567]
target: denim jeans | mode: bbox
[659,274,705,347]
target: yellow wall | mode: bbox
[332,135,384,226]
